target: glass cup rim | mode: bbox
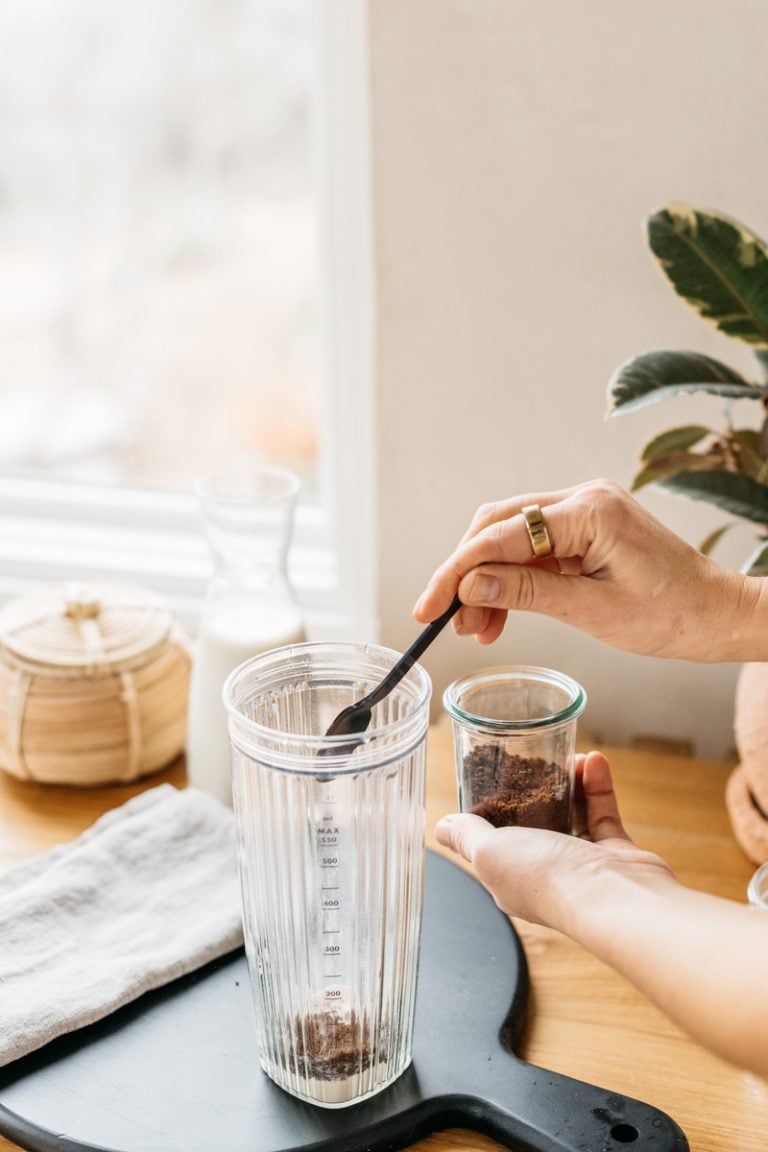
[748,860,768,908]
[223,640,432,772]
[442,664,586,731]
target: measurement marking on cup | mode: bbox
[315,790,344,996]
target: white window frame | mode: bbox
[0,0,377,644]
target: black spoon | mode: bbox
[321,593,462,757]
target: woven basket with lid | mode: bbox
[0,581,191,786]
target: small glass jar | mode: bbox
[747,861,768,909]
[443,665,586,833]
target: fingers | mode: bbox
[412,495,547,624]
[438,754,633,858]
[435,812,496,864]
[581,751,632,843]
[458,558,600,639]
[414,507,553,622]
[570,753,589,838]
[436,806,583,928]
[457,489,574,547]
[413,484,600,626]
[412,480,636,628]
[453,603,507,644]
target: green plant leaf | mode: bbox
[699,523,733,556]
[659,470,768,524]
[640,425,711,462]
[607,350,764,414]
[732,428,761,451]
[647,205,768,345]
[731,428,766,478]
[631,451,723,491]
[742,539,768,576]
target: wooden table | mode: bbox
[0,723,766,1152]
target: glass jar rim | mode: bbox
[748,860,768,909]
[443,664,586,731]
[195,462,300,508]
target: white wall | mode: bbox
[367,0,768,759]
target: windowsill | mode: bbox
[0,474,343,639]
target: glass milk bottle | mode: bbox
[186,463,306,804]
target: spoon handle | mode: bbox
[363,594,462,711]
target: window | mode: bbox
[0,1,376,641]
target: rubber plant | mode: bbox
[606,204,768,574]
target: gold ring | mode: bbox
[522,504,553,560]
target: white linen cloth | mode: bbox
[0,784,243,1067]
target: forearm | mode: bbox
[440,749,768,1075]
[560,870,768,1076]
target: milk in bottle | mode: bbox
[186,463,305,804]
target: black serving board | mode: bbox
[0,851,687,1152]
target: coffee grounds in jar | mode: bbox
[290,1011,383,1081]
[463,744,570,832]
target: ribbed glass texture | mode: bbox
[224,642,430,1108]
[748,861,768,909]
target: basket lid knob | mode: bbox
[63,583,102,621]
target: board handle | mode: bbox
[429,1061,689,1152]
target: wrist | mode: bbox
[549,855,679,948]
[714,569,768,663]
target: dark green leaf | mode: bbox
[640,425,711,462]
[647,205,768,345]
[659,470,768,524]
[699,523,733,556]
[731,429,767,479]
[607,349,764,414]
[631,451,723,491]
[732,428,761,451]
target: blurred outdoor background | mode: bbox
[0,0,319,492]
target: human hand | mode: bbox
[414,478,765,662]
[441,750,768,1077]
[435,750,674,930]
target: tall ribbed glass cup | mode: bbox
[224,642,431,1108]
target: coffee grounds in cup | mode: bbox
[463,743,571,832]
[290,1010,382,1080]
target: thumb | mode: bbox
[581,750,633,843]
[435,812,495,864]
[458,560,593,623]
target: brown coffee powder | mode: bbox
[463,744,570,832]
[290,1010,382,1081]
